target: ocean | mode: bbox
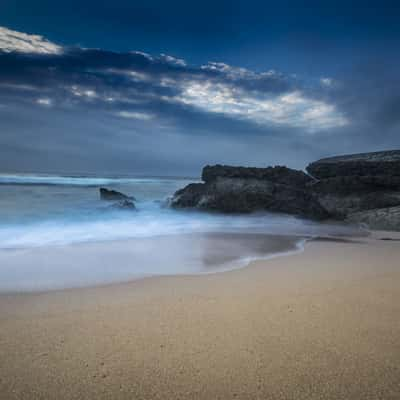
[0,173,363,291]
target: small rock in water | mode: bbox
[112,200,137,210]
[99,187,135,201]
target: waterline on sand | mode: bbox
[0,233,307,293]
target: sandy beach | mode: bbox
[1,232,400,399]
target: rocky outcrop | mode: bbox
[307,177,400,217]
[308,190,400,218]
[202,165,313,187]
[171,150,400,230]
[99,187,135,201]
[346,206,400,231]
[306,151,400,220]
[171,165,329,220]
[306,150,400,179]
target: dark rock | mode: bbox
[310,191,400,218]
[111,199,137,210]
[202,165,313,187]
[346,206,400,231]
[306,151,400,220]
[307,175,400,217]
[171,168,329,220]
[308,175,400,194]
[171,150,400,229]
[99,187,135,201]
[171,183,207,208]
[306,150,400,179]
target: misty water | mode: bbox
[0,173,363,292]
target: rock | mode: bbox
[111,199,137,210]
[346,206,400,231]
[306,151,400,218]
[171,167,329,220]
[309,191,400,218]
[202,165,313,187]
[308,175,400,194]
[171,183,206,208]
[306,150,400,179]
[171,151,400,228]
[99,187,135,201]
[308,175,400,217]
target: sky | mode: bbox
[0,0,399,176]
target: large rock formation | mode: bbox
[306,150,400,179]
[306,150,400,219]
[345,206,400,231]
[171,150,400,230]
[202,165,313,187]
[171,165,329,220]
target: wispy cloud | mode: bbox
[173,80,347,131]
[320,77,334,87]
[0,25,349,133]
[0,26,62,54]
[3,25,397,175]
[36,98,52,106]
[116,111,154,120]
[160,54,187,67]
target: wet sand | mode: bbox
[0,232,400,399]
[0,233,302,292]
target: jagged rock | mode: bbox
[306,150,400,179]
[171,167,329,220]
[307,175,400,217]
[172,183,206,208]
[202,165,313,187]
[171,151,400,229]
[111,199,137,210]
[346,206,400,231]
[310,191,400,218]
[306,153,400,217]
[308,175,400,194]
[99,187,135,201]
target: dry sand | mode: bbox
[0,232,400,399]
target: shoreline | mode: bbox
[0,227,368,295]
[1,231,399,399]
[0,234,358,297]
[0,232,307,294]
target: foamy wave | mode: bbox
[0,208,361,249]
[0,174,192,186]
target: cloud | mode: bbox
[320,77,334,87]
[172,80,347,132]
[0,26,62,54]
[116,111,154,120]
[0,25,398,175]
[36,98,52,106]
[160,54,187,67]
[0,26,348,133]
[201,62,278,81]
[70,86,98,99]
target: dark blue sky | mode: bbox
[0,1,399,175]
[2,0,399,74]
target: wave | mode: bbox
[0,232,306,292]
[0,207,363,249]
[0,174,193,186]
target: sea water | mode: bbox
[0,173,363,291]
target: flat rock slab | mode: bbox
[307,150,400,179]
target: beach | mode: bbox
[2,7,400,400]
[1,232,399,399]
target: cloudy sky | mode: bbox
[0,1,399,176]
